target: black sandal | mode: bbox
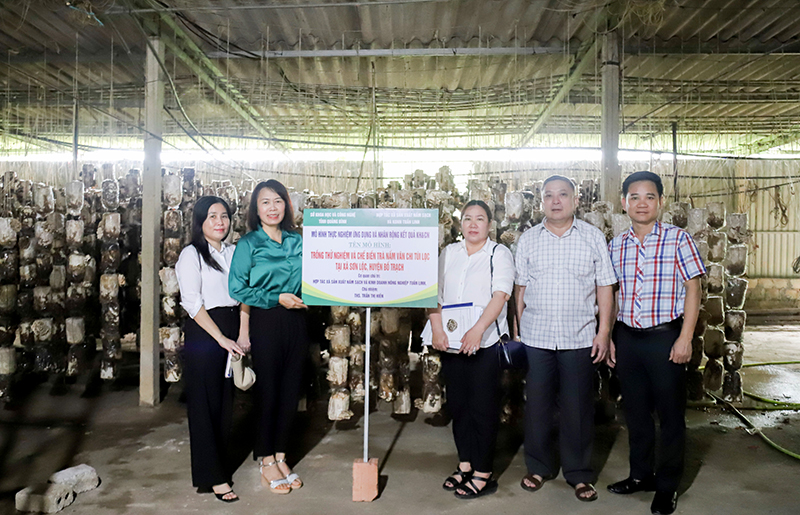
[574,483,598,502]
[454,475,498,499]
[442,468,473,491]
[213,490,239,503]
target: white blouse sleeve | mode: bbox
[175,246,203,319]
[437,245,447,306]
[491,244,515,296]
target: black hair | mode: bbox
[622,171,664,197]
[461,199,493,220]
[247,179,295,233]
[190,196,232,272]
[542,174,576,191]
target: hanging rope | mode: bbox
[769,184,791,226]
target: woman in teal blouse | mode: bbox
[229,179,308,494]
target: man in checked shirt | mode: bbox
[514,175,617,503]
[606,171,705,515]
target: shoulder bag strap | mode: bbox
[489,243,502,340]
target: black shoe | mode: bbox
[442,468,473,491]
[651,491,677,515]
[607,476,656,495]
[454,475,498,499]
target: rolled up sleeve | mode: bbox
[492,244,515,296]
[175,247,203,319]
[515,231,532,286]
[592,230,618,287]
[437,246,447,306]
[228,237,269,307]
[676,230,706,282]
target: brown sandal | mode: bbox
[520,474,548,492]
[575,483,598,502]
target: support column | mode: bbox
[672,121,679,201]
[140,35,164,407]
[601,30,621,210]
[72,97,79,178]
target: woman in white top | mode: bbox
[429,200,515,499]
[175,196,247,503]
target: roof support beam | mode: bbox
[140,6,282,149]
[740,130,800,155]
[517,37,599,147]
[208,46,567,59]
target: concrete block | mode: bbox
[724,310,746,342]
[704,328,725,359]
[690,336,704,368]
[686,369,705,401]
[49,464,100,493]
[705,296,724,326]
[703,358,724,391]
[722,371,743,402]
[725,277,748,309]
[16,484,75,513]
[723,342,744,372]
[353,458,379,502]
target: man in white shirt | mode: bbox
[514,175,617,502]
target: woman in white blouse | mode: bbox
[429,200,515,499]
[175,196,248,503]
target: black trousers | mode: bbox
[524,346,595,486]
[613,321,686,492]
[250,306,309,459]
[440,346,500,473]
[183,306,239,489]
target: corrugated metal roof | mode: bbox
[4,0,800,150]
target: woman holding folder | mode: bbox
[428,200,515,499]
[175,196,245,503]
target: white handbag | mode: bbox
[226,353,256,391]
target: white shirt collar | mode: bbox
[457,237,493,254]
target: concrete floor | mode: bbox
[1,326,799,515]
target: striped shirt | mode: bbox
[515,218,618,350]
[608,221,706,329]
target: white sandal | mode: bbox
[260,460,291,494]
[277,458,303,489]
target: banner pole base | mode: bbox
[352,457,379,502]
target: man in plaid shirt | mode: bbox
[514,175,617,503]
[606,171,705,515]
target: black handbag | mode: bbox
[489,244,528,370]
[496,333,528,370]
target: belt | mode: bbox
[620,317,682,334]
[207,306,239,312]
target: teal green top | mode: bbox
[228,228,302,309]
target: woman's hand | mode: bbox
[459,326,483,355]
[218,336,245,356]
[279,293,308,310]
[431,327,449,352]
[236,333,251,353]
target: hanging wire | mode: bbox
[768,184,791,226]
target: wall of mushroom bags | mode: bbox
[0,163,763,416]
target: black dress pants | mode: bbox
[250,306,309,459]
[440,346,500,473]
[524,346,595,486]
[183,306,239,489]
[613,321,686,492]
